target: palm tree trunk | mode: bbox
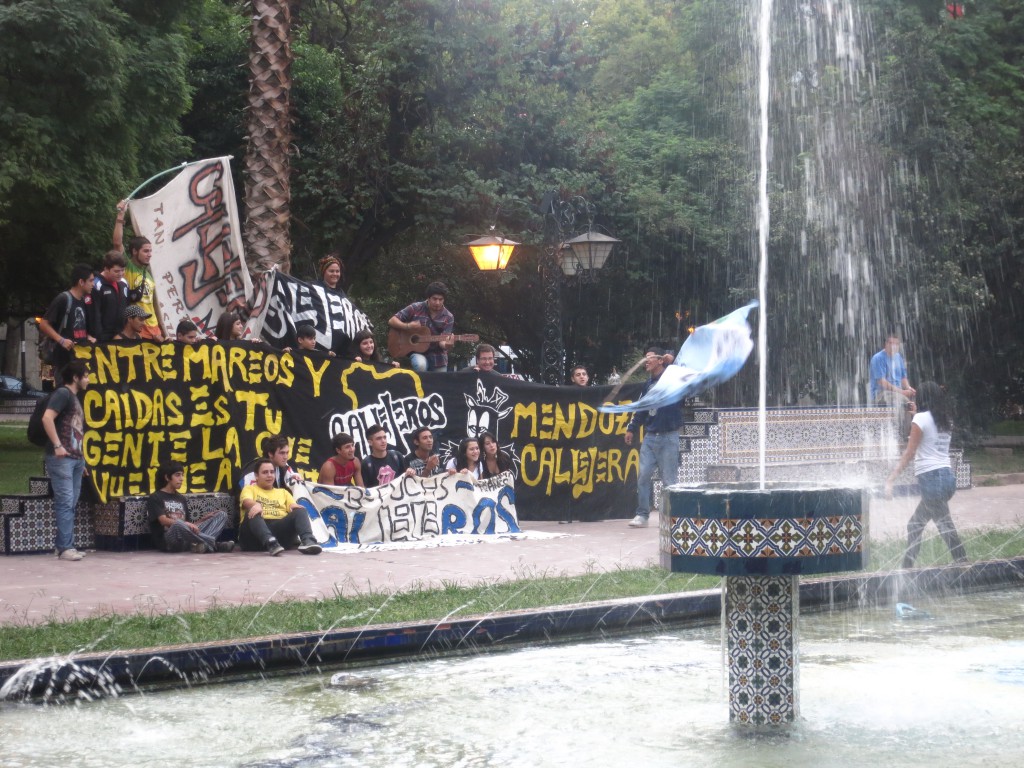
[243,0,294,274]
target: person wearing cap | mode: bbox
[114,305,151,340]
[623,346,684,528]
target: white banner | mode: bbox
[128,158,252,338]
[299,471,521,548]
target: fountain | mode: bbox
[1,0,1018,762]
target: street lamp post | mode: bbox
[467,193,619,384]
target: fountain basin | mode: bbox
[661,482,868,576]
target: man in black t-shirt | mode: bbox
[41,361,90,560]
[361,424,414,487]
[405,426,443,478]
[38,264,96,373]
[148,460,233,553]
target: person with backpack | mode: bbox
[40,360,90,561]
[37,264,96,374]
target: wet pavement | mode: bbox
[2,483,1023,626]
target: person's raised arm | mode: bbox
[113,199,128,251]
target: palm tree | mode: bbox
[243,0,294,274]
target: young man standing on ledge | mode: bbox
[624,347,683,528]
[41,360,90,561]
[114,199,167,341]
[239,459,322,556]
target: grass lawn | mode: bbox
[0,422,40,495]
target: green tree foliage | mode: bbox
[0,0,197,316]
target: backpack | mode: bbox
[27,391,57,447]
[37,292,72,365]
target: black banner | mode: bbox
[260,272,372,355]
[77,342,642,521]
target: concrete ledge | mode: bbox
[3,556,1023,702]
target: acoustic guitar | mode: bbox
[387,325,480,358]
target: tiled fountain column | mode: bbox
[662,483,865,728]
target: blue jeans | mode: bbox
[904,467,964,567]
[409,353,428,372]
[45,454,85,552]
[635,431,680,520]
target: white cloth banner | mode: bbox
[299,471,521,548]
[128,157,252,338]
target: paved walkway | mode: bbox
[2,484,1023,626]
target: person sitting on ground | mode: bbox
[360,424,414,487]
[214,310,245,341]
[446,437,483,479]
[113,305,150,340]
[884,381,967,568]
[91,250,129,342]
[285,324,336,356]
[148,460,233,553]
[388,280,455,372]
[480,431,513,479]
[405,426,443,478]
[239,458,322,556]
[241,434,303,489]
[175,319,200,343]
[570,365,590,387]
[317,432,363,486]
[350,328,399,367]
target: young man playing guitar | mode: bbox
[388,281,467,372]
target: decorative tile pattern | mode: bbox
[679,407,971,489]
[725,575,798,727]
[670,514,862,560]
[662,485,865,576]
[5,498,94,554]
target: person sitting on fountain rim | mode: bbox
[870,332,916,440]
[884,381,967,568]
[148,460,234,553]
[624,346,684,528]
[239,458,322,556]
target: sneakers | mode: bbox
[216,540,236,553]
[57,548,84,561]
[297,539,322,555]
[266,538,285,556]
[190,543,208,554]
[628,515,649,528]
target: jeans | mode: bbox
[903,467,965,567]
[239,509,315,551]
[635,431,680,520]
[45,454,85,552]
[409,353,447,372]
[163,512,229,553]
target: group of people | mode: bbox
[33,204,968,570]
[144,427,517,558]
[317,426,513,488]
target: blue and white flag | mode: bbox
[599,301,758,414]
